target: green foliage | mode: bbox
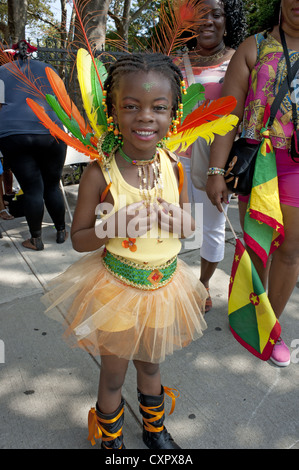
[244,0,281,36]
[0,0,58,44]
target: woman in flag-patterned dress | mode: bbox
[175,0,246,313]
[206,0,299,367]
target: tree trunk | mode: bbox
[59,0,68,82]
[7,0,28,44]
[74,0,111,52]
[120,0,132,47]
[60,0,67,47]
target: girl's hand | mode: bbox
[155,197,195,238]
[97,201,157,240]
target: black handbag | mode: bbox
[224,139,259,195]
[224,43,299,195]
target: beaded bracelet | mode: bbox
[206,167,225,176]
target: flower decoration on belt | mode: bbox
[122,238,137,252]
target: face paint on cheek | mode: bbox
[142,82,156,92]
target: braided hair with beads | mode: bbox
[98,52,186,160]
[104,53,185,122]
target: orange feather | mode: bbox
[45,67,92,137]
[26,98,99,160]
[151,0,205,55]
[177,96,237,133]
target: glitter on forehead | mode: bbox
[142,82,157,92]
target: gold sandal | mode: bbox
[205,288,212,313]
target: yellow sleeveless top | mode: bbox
[99,148,181,266]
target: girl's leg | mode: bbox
[97,355,129,414]
[134,360,161,396]
[134,360,180,449]
[88,355,128,449]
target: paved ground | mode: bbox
[0,186,298,450]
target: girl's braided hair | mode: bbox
[104,53,184,119]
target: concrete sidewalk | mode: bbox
[0,188,298,449]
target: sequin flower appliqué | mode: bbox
[122,238,137,252]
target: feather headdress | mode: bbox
[167,97,238,153]
[22,0,238,194]
[151,0,205,55]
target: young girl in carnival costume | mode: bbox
[26,49,237,448]
[41,52,208,449]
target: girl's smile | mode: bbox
[112,70,174,159]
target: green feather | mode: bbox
[45,94,96,148]
[182,83,205,122]
[91,57,108,127]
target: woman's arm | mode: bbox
[206,36,257,212]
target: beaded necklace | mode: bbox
[118,147,163,206]
[118,146,157,165]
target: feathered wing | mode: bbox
[77,48,106,138]
[26,98,99,160]
[181,83,205,120]
[0,52,46,99]
[91,56,108,128]
[45,94,97,148]
[45,67,92,137]
[151,0,205,55]
[167,96,238,152]
[167,114,238,152]
[179,96,237,132]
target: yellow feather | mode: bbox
[77,49,105,138]
[167,115,238,153]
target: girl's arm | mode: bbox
[71,162,108,252]
[206,36,257,212]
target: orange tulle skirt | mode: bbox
[42,250,207,363]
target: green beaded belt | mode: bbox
[102,250,177,290]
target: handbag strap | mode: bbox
[273,26,299,129]
[268,54,299,127]
[268,58,299,126]
[182,53,196,86]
